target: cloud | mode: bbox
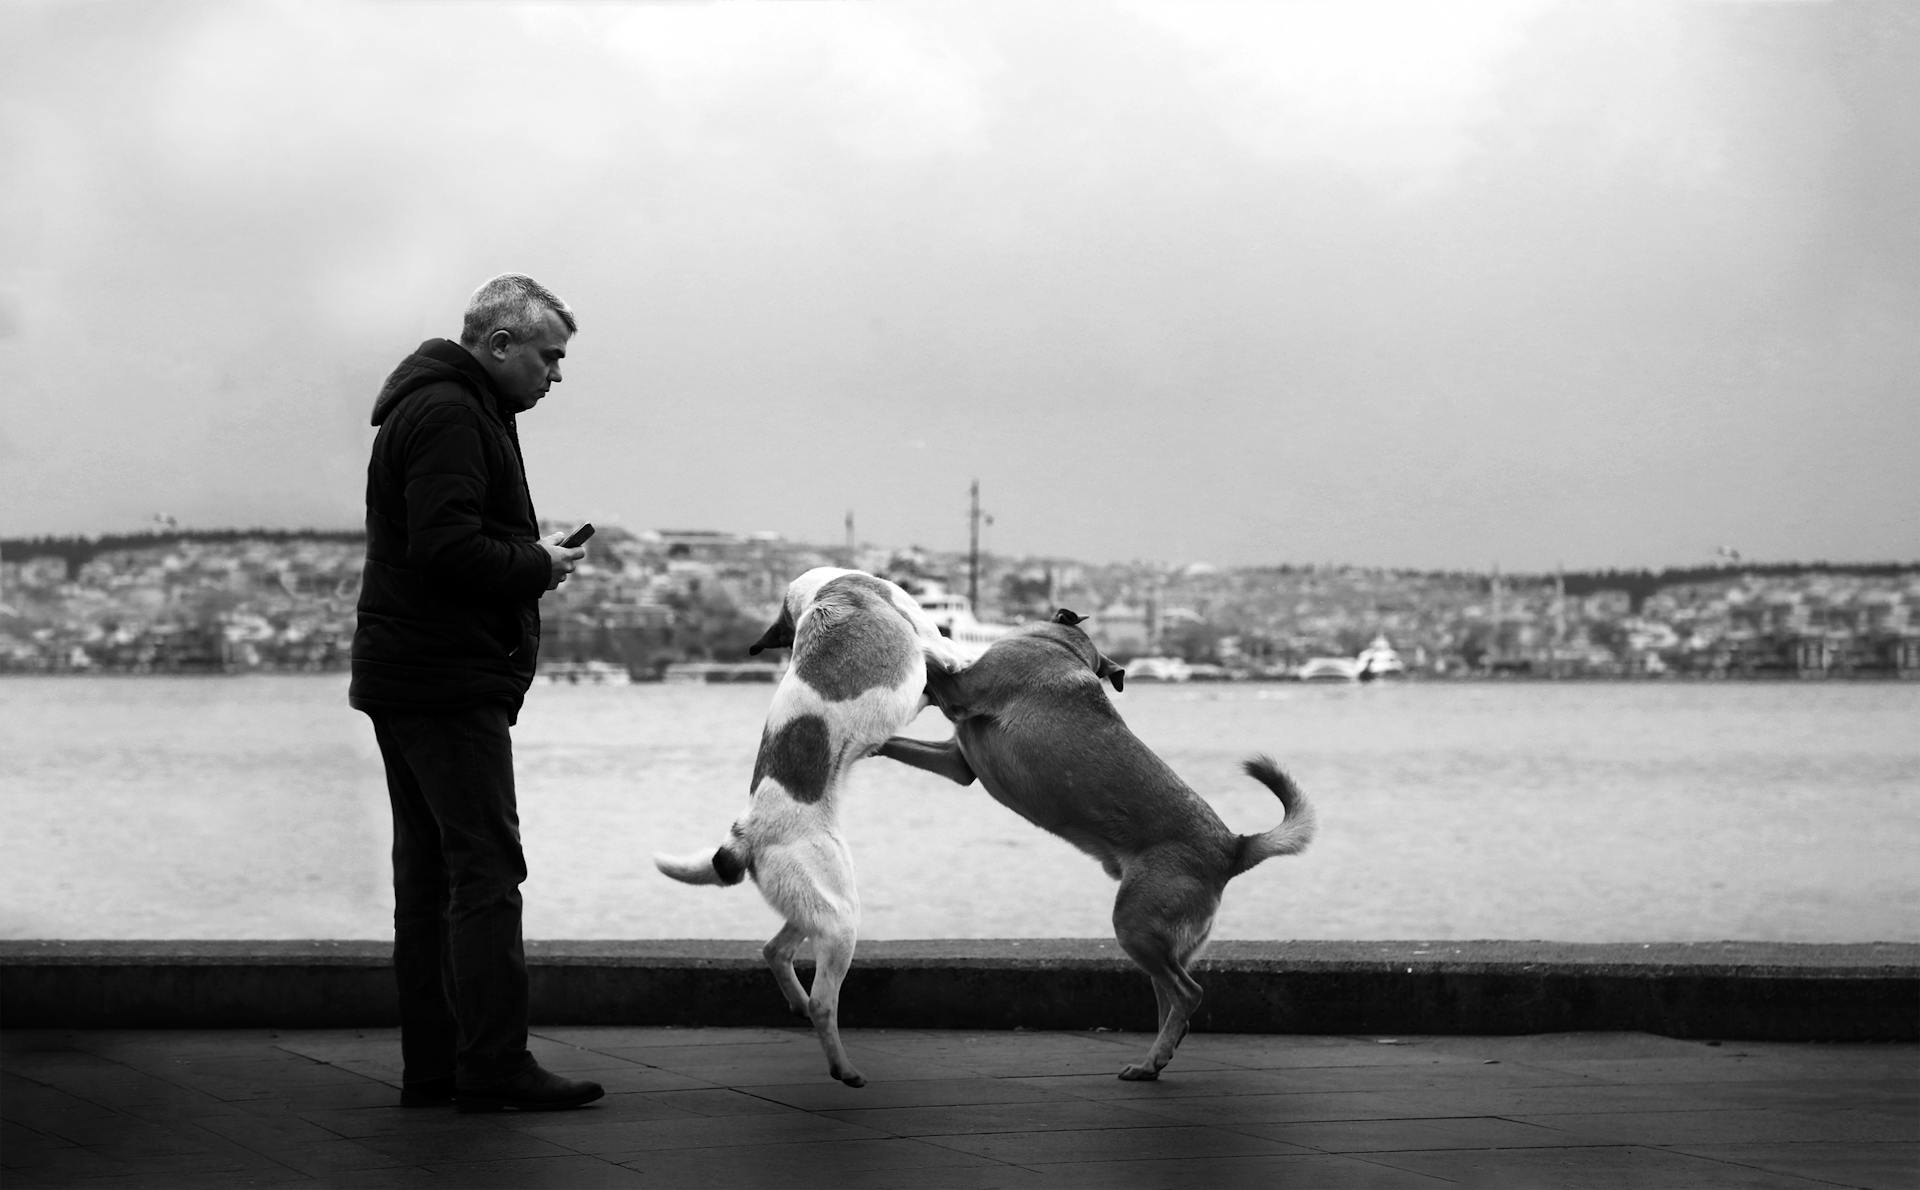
[562,2,999,160]
[0,0,1913,566]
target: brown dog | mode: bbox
[878,610,1314,1080]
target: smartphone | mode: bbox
[558,522,595,549]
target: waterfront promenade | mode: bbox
[3,940,1916,1187]
[5,1024,1915,1188]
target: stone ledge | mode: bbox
[3,939,1914,1041]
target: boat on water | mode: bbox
[905,580,1016,658]
[1296,636,1408,682]
[1126,656,1193,682]
[1354,635,1408,680]
[536,659,633,686]
[661,660,782,684]
[1296,656,1363,682]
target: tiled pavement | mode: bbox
[2,1026,1914,1188]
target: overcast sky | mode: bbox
[2,0,1914,572]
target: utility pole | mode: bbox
[844,510,855,568]
[968,479,981,610]
[1553,562,1566,679]
[1490,562,1503,671]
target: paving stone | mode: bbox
[520,1108,885,1156]
[747,1075,1060,1112]
[1369,1143,1848,1188]
[639,1086,819,1117]
[188,1104,355,1149]
[853,1030,1235,1077]
[265,1135,423,1176]
[349,1121,582,1164]
[4,1027,1912,1190]
[1512,1107,1919,1148]
[1002,1152,1455,1188]
[1007,1066,1329,1100]
[0,1073,126,1133]
[615,1040,957,1086]
[418,1153,656,1187]
[544,1024,802,1049]
[820,1096,1160,1137]
[1171,1032,1497,1068]
[920,1122,1309,1164]
[1101,1088,1444,1125]
[616,1137,1026,1188]
[1237,1114,1584,1152]
[1674,1142,1920,1190]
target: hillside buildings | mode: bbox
[3,530,1915,680]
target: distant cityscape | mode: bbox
[2,526,1916,680]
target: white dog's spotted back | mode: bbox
[750,571,935,814]
[659,566,962,886]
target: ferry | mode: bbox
[906,580,1016,659]
[1297,636,1408,682]
[1355,635,1408,680]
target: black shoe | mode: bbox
[456,1062,605,1113]
[399,1076,456,1108]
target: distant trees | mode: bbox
[658,581,766,665]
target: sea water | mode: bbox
[3,675,1915,942]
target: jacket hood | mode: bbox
[370,339,501,427]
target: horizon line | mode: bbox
[2,524,1917,581]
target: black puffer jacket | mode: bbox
[349,339,552,720]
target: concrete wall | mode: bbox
[3,939,1914,1041]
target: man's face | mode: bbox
[485,307,571,413]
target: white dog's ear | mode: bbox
[749,603,796,655]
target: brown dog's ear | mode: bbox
[748,604,796,655]
[1102,662,1126,693]
[1052,608,1086,626]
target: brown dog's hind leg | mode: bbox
[1112,873,1218,1080]
[1116,958,1202,1081]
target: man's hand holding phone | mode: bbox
[540,522,592,590]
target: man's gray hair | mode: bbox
[459,273,578,347]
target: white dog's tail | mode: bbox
[1231,755,1316,876]
[653,824,751,887]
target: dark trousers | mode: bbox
[368,705,532,1088]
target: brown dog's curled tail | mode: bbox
[1231,755,1316,876]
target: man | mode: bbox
[350,274,603,1112]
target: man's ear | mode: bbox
[487,329,514,360]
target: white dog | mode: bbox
[654,567,967,1086]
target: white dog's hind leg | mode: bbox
[761,921,811,1017]
[752,836,868,1087]
[804,921,865,1087]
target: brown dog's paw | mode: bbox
[1118,1063,1160,1081]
